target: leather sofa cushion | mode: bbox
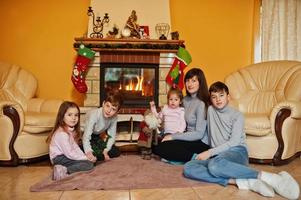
[244,113,271,136]
[24,112,57,133]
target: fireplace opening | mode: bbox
[100,63,159,108]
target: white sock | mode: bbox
[236,179,249,190]
[260,171,300,200]
[236,179,275,197]
[260,171,280,186]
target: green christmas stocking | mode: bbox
[166,47,192,89]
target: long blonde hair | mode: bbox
[46,101,81,144]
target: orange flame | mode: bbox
[124,76,144,94]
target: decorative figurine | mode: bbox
[124,10,141,39]
[106,25,119,38]
[137,109,161,160]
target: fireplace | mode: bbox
[74,38,184,148]
[73,38,185,113]
[100,63,159,108]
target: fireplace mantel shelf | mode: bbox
[74,37,184,53]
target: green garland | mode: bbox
[74,43,181,50]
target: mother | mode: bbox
[153,68,210,162]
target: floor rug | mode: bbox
[30,155,204,191]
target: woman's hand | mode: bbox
[162,134,173,142]
[196,150,211,160]
[103,149,110,161]
[86,151,97,163]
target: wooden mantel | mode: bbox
[74,37,185,53]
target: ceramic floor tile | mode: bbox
[131,187,200,200]
[193,184,287,200]
[0,157,300,200]
[0,166,62,200]
[61,190,130,200]
[0,167,22,188]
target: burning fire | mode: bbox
[119,76,144,94]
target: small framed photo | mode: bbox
[139,26,150,39]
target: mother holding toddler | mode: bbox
[153,68,210,162]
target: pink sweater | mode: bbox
[151,105,186,134]
[49,127,88,163]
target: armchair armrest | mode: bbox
[270,101,301,134]
[0,101,25,130]
[269,101,301,164]
[0,101,24,165]
[27,98,63,113]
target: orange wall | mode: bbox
[170,0,256,85]
[0,0,257,105]
[0,0,90,104]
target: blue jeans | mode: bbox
[183,146,259,186]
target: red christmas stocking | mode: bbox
[166,47,192,89]
[71,45,95,93]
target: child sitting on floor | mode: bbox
[47,101,94,181]
[150,87,186,136]
[183,81,300,199]
[82,90,123,162]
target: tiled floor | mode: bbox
[0,157,300,200]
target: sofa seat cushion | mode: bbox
[24,112,57,133]
[244,113,271,136]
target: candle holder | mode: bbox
[155,23,170,40]
[87,7,109,38]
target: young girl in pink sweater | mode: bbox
[150,87,186,135]
[46,101,94,181]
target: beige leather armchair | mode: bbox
[0,62,62,166]
[225,60,301,165]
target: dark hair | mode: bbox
[184,68,210,109]
[209,81,229,95]
[167,87,184,106]
[104,90,123,110]
[46,101,81,144]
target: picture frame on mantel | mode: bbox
[139,26,149,39]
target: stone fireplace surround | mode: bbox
[74,38,184,111]
[74,38,184,149]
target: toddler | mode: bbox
[150,87,186,135]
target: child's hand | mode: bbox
[86,151,97,162]
[150,101,155,108]
[196,150,210,160]
[103,149,110,161]
[162,134,173,142]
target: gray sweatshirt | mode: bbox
[172,94,208,144]
[83,107,117,153]
[207,105,247,157]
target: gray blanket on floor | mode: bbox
[30,155,204,191]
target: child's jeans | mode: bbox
[90,134,121,161]
[52,155,94,174]
[183,145,259,186]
